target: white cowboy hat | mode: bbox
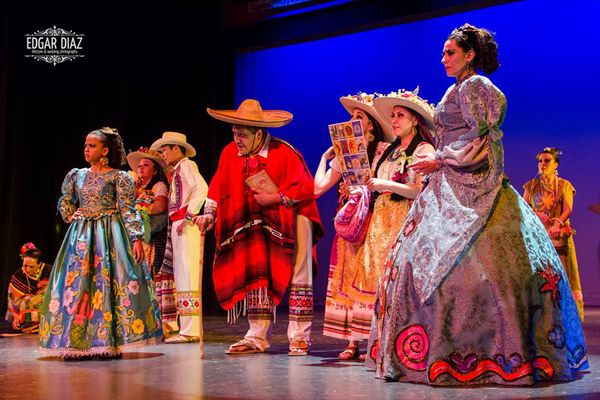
[126,147,168,171]
[340,93,394,142]
[207,99,293,128]
[373,88,435,131]
[150,131,196,158]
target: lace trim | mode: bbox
[39,336,161,357]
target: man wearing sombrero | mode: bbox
[151,132,208,343]
[195,99,323,355]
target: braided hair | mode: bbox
[448,23,499,75]
[88,127,127,169]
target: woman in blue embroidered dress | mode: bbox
[39,127,162,359]
[366,24,587,385]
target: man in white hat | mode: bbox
[151,131,208,343]
[195,99,323,355]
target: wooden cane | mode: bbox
[198,230,206,359]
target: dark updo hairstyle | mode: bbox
[448,23,499,75]
[19,242,42,261]
[536,147,562,165]
[88,127,127,169]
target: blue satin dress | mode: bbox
[39,168,163,357]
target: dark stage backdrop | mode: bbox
[233,0,600,305]
[2,0,599,317]
[0,1,235,316]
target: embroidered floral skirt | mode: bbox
[366,186,588,385]
[39,215,163,357]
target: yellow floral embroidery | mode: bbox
[65,271,77,287]
[92,290,104,310]
[131,318,145,335]
[104,312,113,323]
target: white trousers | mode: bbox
[244,214,313,351]
[171,220,201,337]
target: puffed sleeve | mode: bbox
[115,171,145,242]
[457,75,506,143]
[57,168,79,223]
[152,181,168,198]
[436,77,507,170]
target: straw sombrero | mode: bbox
[207,99,293,128]
[150,131,196,158]
[126,147,167,171]
[340,93,394,142]
[373,88,435,131]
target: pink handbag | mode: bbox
[334,186,371,244]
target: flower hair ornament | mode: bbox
[383,87,436,115]
[100,127,119,135]
[541,147,562,156]
[20,242,38,255]
[126,145,168,171]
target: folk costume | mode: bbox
[151,132,208,341]
[366,76,587,385]
[40,128,162,357]
[524,175,583,320]
[127,148,177,335]
[6,252,51,333]
[322,93,393,343]
[205,99,323,354]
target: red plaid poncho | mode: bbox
[208,138,323,310]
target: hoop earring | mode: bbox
[100,156,109,166]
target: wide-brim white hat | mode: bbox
[339,94,394,142]
[207,99,293,128]
[126,147,167,171]
[373,89,435,131]
[150,131,196,158]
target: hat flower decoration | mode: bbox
[373,86,436,131]
[339,91,394,141]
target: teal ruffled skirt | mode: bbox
[39,214,163,357]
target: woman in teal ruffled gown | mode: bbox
[39,127,162,359]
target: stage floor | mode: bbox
[1,307,600,400]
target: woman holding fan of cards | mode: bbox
[353,89,435,360]
[315,94,388,360]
